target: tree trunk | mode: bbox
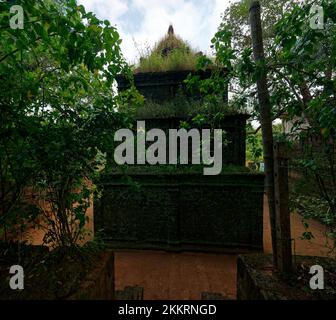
[274,142,292,273]
[249,1,277,266]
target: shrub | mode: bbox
[289,132,336,251]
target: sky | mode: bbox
[77,0,233,64]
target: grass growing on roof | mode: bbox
[135,95,247,119]
[134,25,200,73]
[135,49,199,73]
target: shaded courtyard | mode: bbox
[23,195,331,300]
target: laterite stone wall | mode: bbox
[68,251,115,300]
[95,173,264,252]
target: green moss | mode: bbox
[135,97,200,119]
[106,164,251,176]
[135,95,246,120]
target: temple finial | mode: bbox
[168,24,174,36]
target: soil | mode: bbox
[0,242,102,300]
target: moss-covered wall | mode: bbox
[94,172,264,252]
[107,114,249,168]
[138,115,248,166]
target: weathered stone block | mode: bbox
[95,173,264,252]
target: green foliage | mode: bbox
[0,0,131,247]
[134,30,200,73]
[211,0,336,248]
[135,48,199,73]
[246,129,263,163]
[135,96,246,135]
[272,0,336,248]
[246,124,284,166]
[116,84,146,117]
[290,136,336,249]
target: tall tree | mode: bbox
[211,0,336,253]
[249,1,277,265]
[0,0,132,246]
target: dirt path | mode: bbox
[263,196,332,257]
[114,250,237,300]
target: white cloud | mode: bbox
[78,0,128,21]
[78,0,232,63]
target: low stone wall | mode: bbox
[95,172,264,253]
[237,254,336,300]
[68,251,115,300]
